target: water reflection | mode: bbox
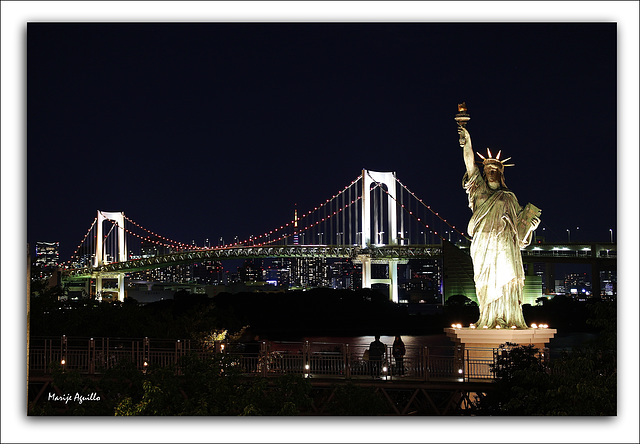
[283,332,594,356]
[301,334,453,348]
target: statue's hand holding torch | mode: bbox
[457,126,470,149]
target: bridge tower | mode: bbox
[359,169,401,303]
[94,210,127,302]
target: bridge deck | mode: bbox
[62,241,615,277]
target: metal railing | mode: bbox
[29,336,511,381]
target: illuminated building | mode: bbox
[35,241,59,268]
[290,257,328,289]
[599,270,616,299]
[293,205,299,245]
[264,258,291,288]
[327,259,357,290]
[401,259,442,304]
[564,272,591,299]
[193,261,226,285]
[239,259,263,283]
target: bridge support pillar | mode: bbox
[95,211,127,268]
[361,256,372,289]
[96,275,103,302]
[117,273,125,302]
[94,273,125,302]
[390,259,398,303]
[361,170,398,248]
[363,258,400,303]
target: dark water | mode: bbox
[301,334,453,349]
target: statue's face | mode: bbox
[484,165,502,184]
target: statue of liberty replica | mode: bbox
[456,103,541,329]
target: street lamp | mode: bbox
[567,229,570,242]
[609,228,613,242]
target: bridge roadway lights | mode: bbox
[65,245,440,276]
[63,245,435,304]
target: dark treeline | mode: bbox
[31,287,443,339]
[213,288,441,338]
[30,281,610,341]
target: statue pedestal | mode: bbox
[444,327,557,378]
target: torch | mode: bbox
[455,102,470,147]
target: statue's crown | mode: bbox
[476,148,514,170]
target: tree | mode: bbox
[114,352,313,416]
[445,294,478,307]
[325,383,388,415]
[471,338,616,416]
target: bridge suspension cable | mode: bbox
[395,177,468,240]
[63,217,98,268]
[364,171,470,243]
[221,175,364,248]
[123,215,200,251]
[62,170,470,268]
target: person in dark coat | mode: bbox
[368,335,386,378]
[392,336,406,376]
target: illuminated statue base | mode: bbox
[444,327,557,378]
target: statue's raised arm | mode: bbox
[459,126,477,176]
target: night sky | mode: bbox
[27,22,618,261]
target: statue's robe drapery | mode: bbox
[463,169,532,328]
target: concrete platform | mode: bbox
[444,327,557,378]
[444,327,557,350]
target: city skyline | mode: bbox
[26,22,620,262]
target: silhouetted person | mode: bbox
[368,335,386,378]
[392,336,406,376]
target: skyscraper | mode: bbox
[35,241,59,268]
[293,205,299,245]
